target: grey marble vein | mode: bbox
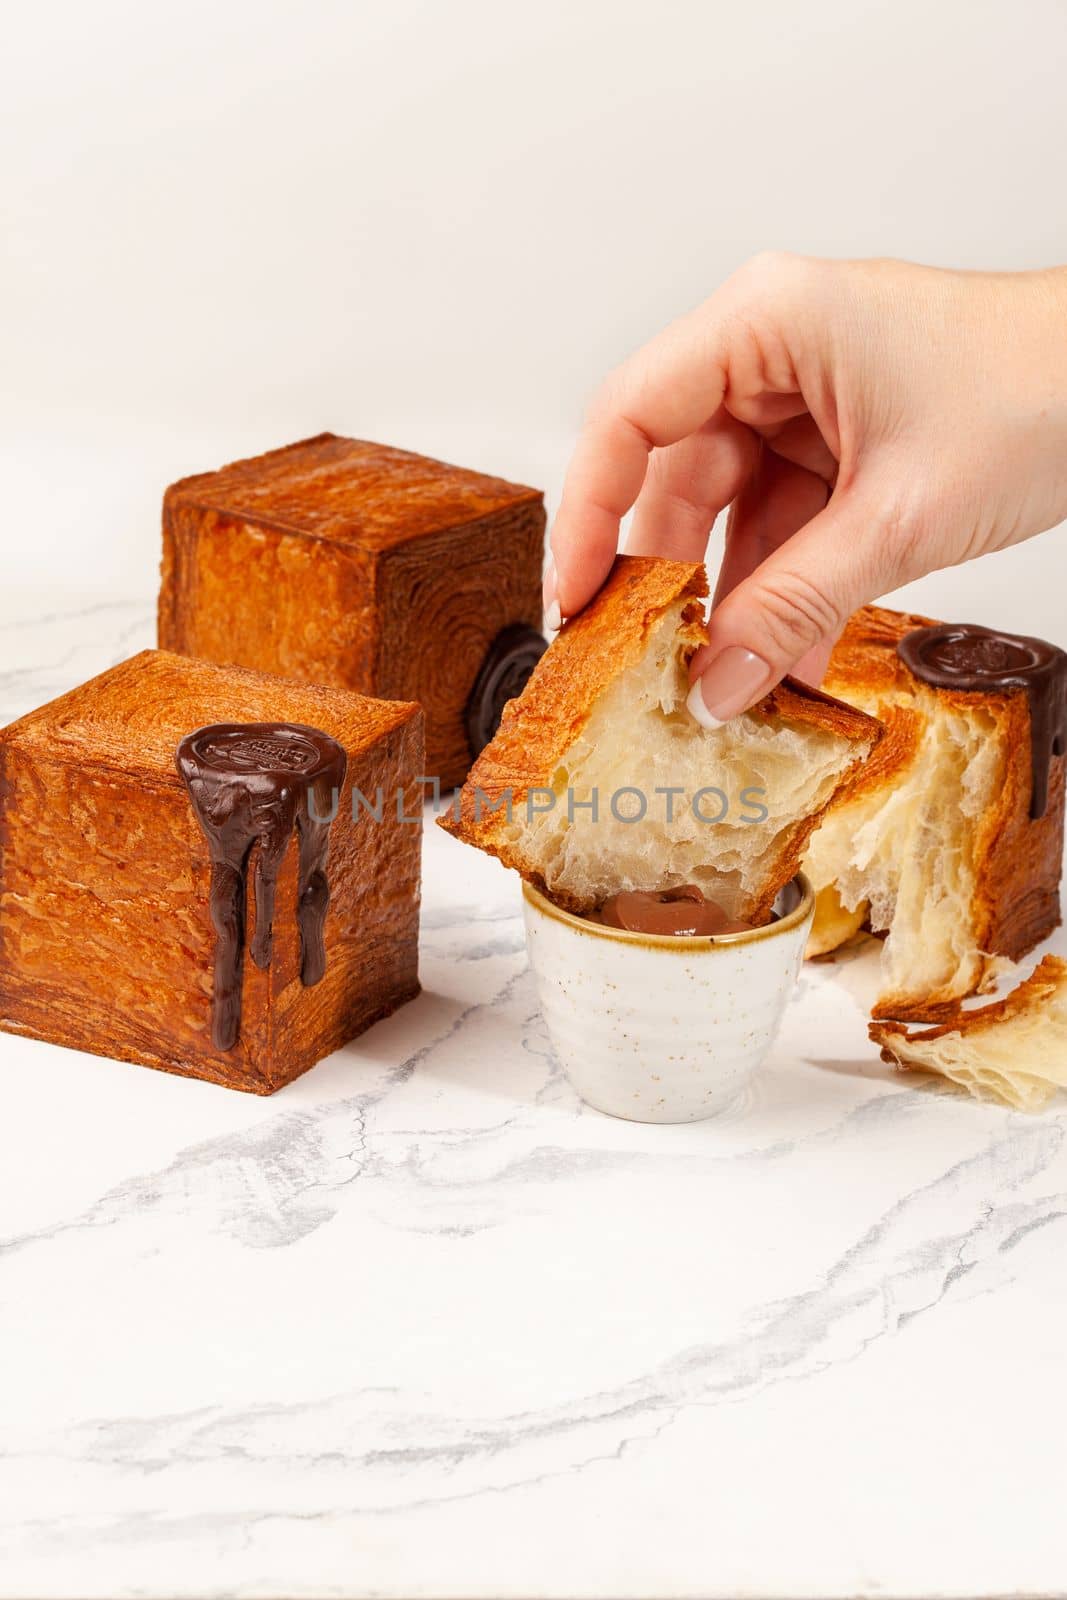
[3,1118,1063,1530]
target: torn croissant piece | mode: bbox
[439,557,882,921]
[870,955,1067,1111]
[804,605,1067,1019]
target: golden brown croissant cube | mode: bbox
[804,604,1067,1018]
[0,649,423,1093]
[441,557,882,921]
[158,433,547,789]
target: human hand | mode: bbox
[544,254,1067,725]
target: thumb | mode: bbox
[687,487,889,726]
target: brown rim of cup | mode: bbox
[522,872,815,950]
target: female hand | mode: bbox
[544,254,1067,726]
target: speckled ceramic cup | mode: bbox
[522,874,814,1123]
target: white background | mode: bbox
[4,0,1067,638]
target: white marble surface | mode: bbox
[2,594,1067,1600]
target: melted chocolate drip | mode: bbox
[898,624,1067,819]
[464,624,547,758]
[587,884,760,937]
[176,723,348,1051]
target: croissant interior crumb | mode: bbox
[805,681,1001,1004]
[496,602,864,920]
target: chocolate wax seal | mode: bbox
[177,722,348,1051]
[464,624,547,758]
[898,623,1067,819]
[189,725,328,776]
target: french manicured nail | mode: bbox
[543,561,562,633]
[687,647,773,728]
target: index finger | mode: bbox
[549,307,730,616]
[549,253,807,617]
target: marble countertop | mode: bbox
[2,595,1067,1600]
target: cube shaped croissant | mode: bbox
[158,434,548,789]
[0,650,423,1092]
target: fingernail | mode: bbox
[543,561,562,634]
[687,647,773,727]
[686,681,725,729]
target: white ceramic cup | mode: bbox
[522,874,814,1123]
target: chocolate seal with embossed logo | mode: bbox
[464,624,547,760]
[176,723,348,1050]
[898,623,1067,819]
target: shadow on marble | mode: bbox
[802,1053,901,1085]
